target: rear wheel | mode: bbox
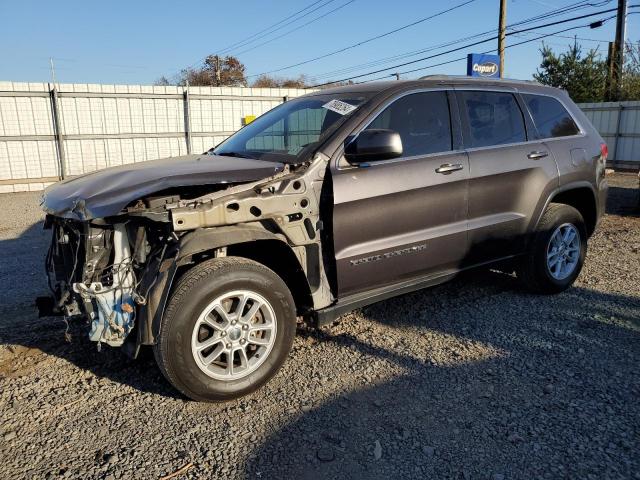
[518,203,587,294]
[154,257,296,402]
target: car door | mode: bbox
[456,88,559,265]
[331,90,470,296]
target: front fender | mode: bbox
[134,224,291,349]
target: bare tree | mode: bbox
[251,74,308,88]
[156,56,248,87]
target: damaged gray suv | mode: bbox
[40,77,608,401]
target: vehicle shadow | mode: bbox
[244,275,640,479]
[240,168,638,480]
[0,177,637,410]
[0,221,181,399]
[606,183,639,217]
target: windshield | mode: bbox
[212,93,372,164]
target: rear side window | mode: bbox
[460,91,526,148]
[365,91,452,157]
[522,94,580,138]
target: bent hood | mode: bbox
[41,154,285,220]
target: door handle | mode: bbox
[528,151,549,160]
[435,163,463,174]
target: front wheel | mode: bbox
[518,203,587,294]
[154,257,296,402]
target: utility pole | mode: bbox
[48,57,66,180]
[606,41,616,100]
[612,0,628,99]
[49,57,57,85]
[214,55,221,86]
[498,0,507,78]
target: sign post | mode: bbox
[466,54,501,78]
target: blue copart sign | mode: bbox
[467,54,500,78]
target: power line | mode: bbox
[512,30,611,43]
[161,0,343,81]
[353,56,471,84]
[356,19,614,84]
[402,21,614,76]
[310,31,495,80]
[309,6,628,87]
[246,0,479,79]
[248,0,611,79]
[312,2,614,82]
[215,0,329,55]
[218,0,339,55]
[233,1,356,57]
[509,0,613,27]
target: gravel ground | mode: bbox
[0,173,639,480]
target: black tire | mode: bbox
[518,203,587,294]
[153,257,296,402]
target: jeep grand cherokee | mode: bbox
[39,77,608,401]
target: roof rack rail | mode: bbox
[418,74,542,85]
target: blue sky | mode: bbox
[0,0,636,86]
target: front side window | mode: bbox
[214,93,372,164]
[364,91,452,157]
[523,94,580,138]
[460,91,526,148]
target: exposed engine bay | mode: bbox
[41,154,334,353]
[45,218,168,348]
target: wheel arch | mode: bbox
[137,225,312,350]
[549,185,598,237]
[534,182,599,238]
[176,225,313,313]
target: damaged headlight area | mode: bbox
[41,215,169,349]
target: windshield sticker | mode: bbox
[322,99,358,116]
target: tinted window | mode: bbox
[365,91,452,157]
[460,91,526,148]
[523,94,580,138]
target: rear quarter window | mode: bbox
[522,94,580,138]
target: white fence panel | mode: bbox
[0,81,311,192]
[577,101,640,170]
[7,83,638,194]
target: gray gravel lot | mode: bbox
[1,173,639,480]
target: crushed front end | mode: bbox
[42,215,171,349]
[37,150,333,355]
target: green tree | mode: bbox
[619,42,640,100]
[533,43,607,103]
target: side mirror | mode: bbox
[344,129,403,164]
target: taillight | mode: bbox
[600,143,608,162]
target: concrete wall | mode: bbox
[0,81,311,193]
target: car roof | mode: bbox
[305,76,562,97]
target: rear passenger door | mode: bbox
[456,89,559,264]
[520,93,587,187]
